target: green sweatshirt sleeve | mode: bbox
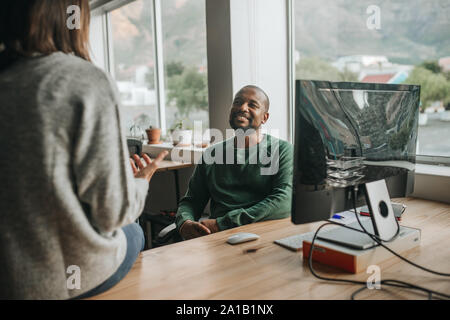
[175,161,210,230]
[216,142,293,230]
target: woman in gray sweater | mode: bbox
[0,0,167,299]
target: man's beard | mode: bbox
[229,112,257,131]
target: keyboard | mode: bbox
[274,232,315,252]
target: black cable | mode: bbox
[351,186,450,277]
[307,195,450,299]
[307,221,450,299]
[350,279,439,300]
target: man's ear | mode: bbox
[262,112,269,124]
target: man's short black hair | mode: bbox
[237,85,270,111]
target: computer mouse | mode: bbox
[227,232,260,245]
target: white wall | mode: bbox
[413,174,450,204]
[230,0,289,141]
[413,165,450,204]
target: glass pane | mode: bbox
[294,0,450,157]
[161,0,209,134]
[110,0,158,139]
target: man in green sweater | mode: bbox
[176,85,293,239]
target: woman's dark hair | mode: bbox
[0,0,91,70]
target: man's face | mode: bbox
[229,88,269,131]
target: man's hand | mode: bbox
[179,220,211,240]
[200,219,220,233]
[130,151,168,182]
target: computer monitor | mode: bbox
[292,80,420,227]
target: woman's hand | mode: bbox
[129,151,168,182]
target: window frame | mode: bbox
[416,155,450,167]
[287,0,450,167]
[92,0,181,135]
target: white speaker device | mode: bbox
[364,179,398,240]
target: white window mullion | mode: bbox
[151,0,166,134]
[104,12,115,79]
[287,0,295,144]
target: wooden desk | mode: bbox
[92,197,450,300]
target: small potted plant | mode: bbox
[170,119,193,146]
[146,125,162,144]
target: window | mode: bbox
[109,0,158,133]
[106,0,209,139]
[161,0,209,131]
[293,0,450,159]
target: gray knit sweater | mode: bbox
[0,52,149,299]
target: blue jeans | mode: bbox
[74,223,145,299]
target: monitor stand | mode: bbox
[316,179,399,250]
[276,179,401,252]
